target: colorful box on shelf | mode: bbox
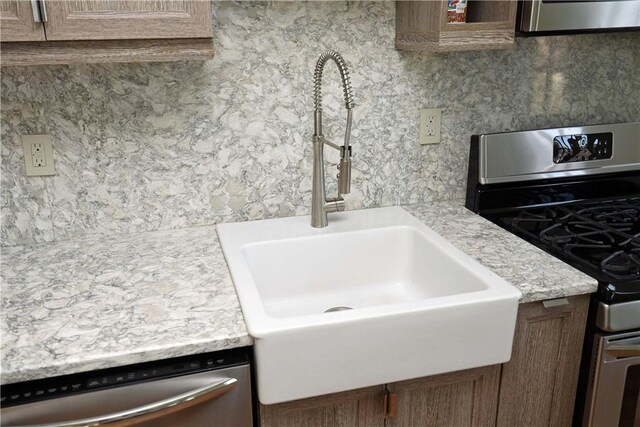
[447,0,468,23]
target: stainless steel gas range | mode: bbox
[465,122,640,427]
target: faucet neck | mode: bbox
[310,50,354,228]
[314,111,322,137]
[313,50,355,115]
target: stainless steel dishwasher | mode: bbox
[0,347,254,426]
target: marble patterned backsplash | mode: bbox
[1,1,639,246]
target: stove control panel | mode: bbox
[553,132,613,164]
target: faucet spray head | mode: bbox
[338,108,353,195]
[338,147,352,195]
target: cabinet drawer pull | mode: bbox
[385,390,397,418]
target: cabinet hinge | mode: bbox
[383,388,397,418]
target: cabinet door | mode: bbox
[259,386,385,427]
[386,365,501,427]
[0,0,45,42]
[497,295,590,427]
[43,0,212,41]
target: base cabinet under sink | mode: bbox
[259,386,386,427]
[385,365,501,427]
[259,295,589,427]
[259,366,499,427]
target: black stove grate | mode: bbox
[502,197,640,282]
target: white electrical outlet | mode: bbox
[22,134,55,176]
[419,108,442,145]
[31,143,46,167]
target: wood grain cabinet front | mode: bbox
[0,0,213,66]
[496,295,590,427]
[42,0,212,41]
[395,0,518,52]
[259,365,500,427]
[385,365,501,427]
[259,296,590,427]
[259,386,386,427]
[0,0,46,42]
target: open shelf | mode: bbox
[396,0,518,52]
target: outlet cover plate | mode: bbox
[22,134,55,176]
[419,108,442,145]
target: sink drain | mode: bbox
[324,306,353,313]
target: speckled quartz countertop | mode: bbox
[1,200,597,385]
[1,226,251,385]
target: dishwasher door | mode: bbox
[1,364,252,427]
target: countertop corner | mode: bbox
[403,200,599,303]
[1,225,251,385]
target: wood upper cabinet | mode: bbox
[259,386,386,427]
[0,0,213,66]
[396,0,518,52]
[386,365,501,427]
[0,1,45,42]
[497,295,590,427]
[43,1,212,41]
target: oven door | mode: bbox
[584,330,640,427]
[520,0,640,33]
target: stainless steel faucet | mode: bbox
[311,50,354,228]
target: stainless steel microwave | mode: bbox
[519,0,640,33]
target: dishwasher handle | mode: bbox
[23,377,238,427]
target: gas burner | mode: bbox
[523,208,572,221]
[539,223,614,246]
[601,250,640,276]
[573,200,640,232]
[509,208,579,240]
[539,224,573,244]
[504,198,640,282]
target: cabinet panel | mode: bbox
[395,0,517,52]
[497,295,590,427]
[0,38,214,67]
[259,386,385,427]
[0,0,45,42]
[386,365,501,427]
[43,0,212,41]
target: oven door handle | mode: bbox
[606,345,640,358]
[23,377,238,427]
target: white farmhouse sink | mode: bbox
[217,206,521,404]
